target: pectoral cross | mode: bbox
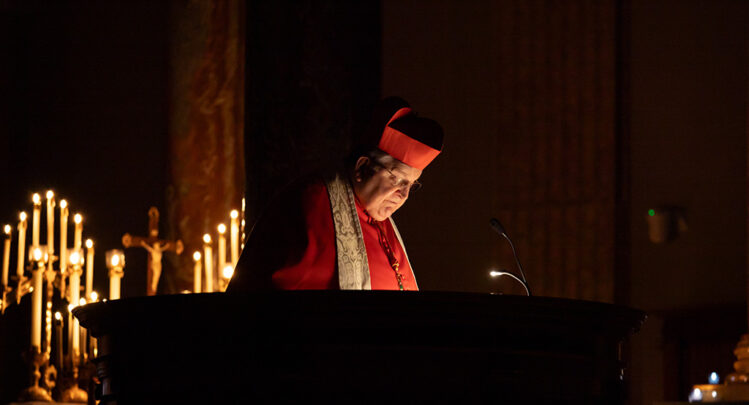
[122,207,184,296]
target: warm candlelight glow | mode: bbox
[218,223,226,234]
[3,225,10,234]
[231,210,239,219]
[68,304,74,313]
[32,247,43,262]
[60,199,67,209]
[203,234,212,243]
[74,214,82,224]
[85,239,93,249]
[32,193,41,205]
[46,190,54,199]
[193,251,201,261]
[111,254,120,267]
[222,265,234,279]
[90,291,98,302]
[69,250,81,266]
[79,298,86,306]
[54,311,62,321]
[20,212,27,221]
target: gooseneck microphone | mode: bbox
[490,218,531,296]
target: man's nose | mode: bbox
[397,184,410,199]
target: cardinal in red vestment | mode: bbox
[228,97,444,291]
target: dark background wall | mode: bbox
[627,0,747,402]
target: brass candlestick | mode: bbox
[17,348,53,402]
[60,362,88,403]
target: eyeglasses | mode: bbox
[371,161,422,193]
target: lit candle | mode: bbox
[54,311,63,373]
[85,239,94,299]
[2,225,10,289]
[59,200,68,275]
[78,297,87,364]
[73,214,83,250]
[193,251,202,293]
[89,292,98,359]
[16,212,27,278]
[107,250,124,300]
[67,303,76,366]
[88,291,98,359]
[203,234,213,293]
[45,190,55,259]
[31,252,44,350]
[222,265,234,292]
[217,223,227,276]
[230,210,239,266]
[68,249,82,358]
[32,193,41,249]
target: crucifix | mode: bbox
[122,207,184,296]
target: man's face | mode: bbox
[353,157,423,221]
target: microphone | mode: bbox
[489,218,531,296]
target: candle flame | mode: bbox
[111,254,120,267]
[20,212,27,221]
[79,298,86,306]
[90,291,98,302]
[203,234,212,244]
[222,265,234,279]
[85,239,93,249]
[230,210,239,219]
[33,248,43,262]
[74,214,82,224]
[60,199,67,209]
[32,193,41,204]
[193,251,201,261]
[218,223,226,234]
[4,225,10,234]
[46,190,54,199]
[68,304,74,312]
[69,251,81,265]
[54,311,62,321]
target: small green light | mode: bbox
[648,209,655,217]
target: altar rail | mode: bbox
[74,291,645,404]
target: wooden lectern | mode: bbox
[74,292,644,404]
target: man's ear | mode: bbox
[354,156,370,181]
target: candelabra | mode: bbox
[0,191,99,403]
[18,248,54,402]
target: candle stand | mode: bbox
[1,274,32,311]
[60,364,88,403]
[17,348,53,402]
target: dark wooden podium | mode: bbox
[74,292,645,404]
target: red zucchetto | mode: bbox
[378,106,444,170]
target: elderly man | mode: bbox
[228,98,443,291]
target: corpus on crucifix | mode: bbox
[122,207,184,296]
